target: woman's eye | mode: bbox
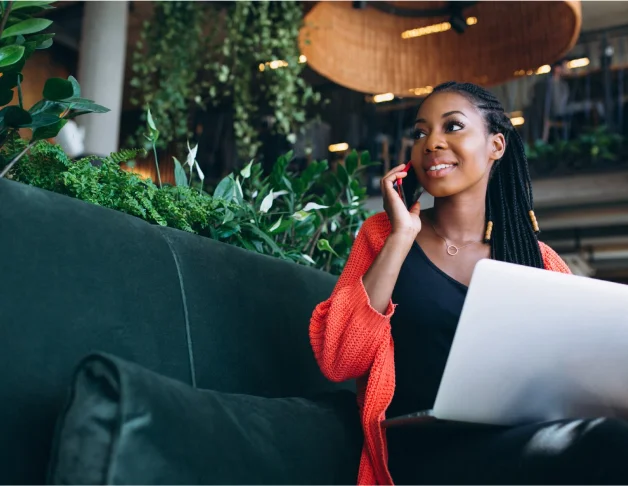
[446,121,464,132]
[412,129,426,140]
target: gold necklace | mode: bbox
[430,223,482,256]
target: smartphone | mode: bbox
[393,162,423,209]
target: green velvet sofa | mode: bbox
[0,178,359,484]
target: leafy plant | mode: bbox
[208,1,320,160]
[3,137,225,232]
[128,2,212,150]
[0,2,370,276]
[0,1,109,178]
[204,148,377,274]
[574,126,624,166]
[525,126,626,176]
[3,132,378,275]
[129,1,320,161]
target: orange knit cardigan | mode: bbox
[309,212,572,485]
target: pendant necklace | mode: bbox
[430,223,482,256]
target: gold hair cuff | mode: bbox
[484,221,493,243]
[529,210,540,233]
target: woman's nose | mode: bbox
[424,133,446,153]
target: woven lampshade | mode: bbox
[299,1,581,97]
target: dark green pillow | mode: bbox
[47,353,362,485]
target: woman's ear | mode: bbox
[489,133,506,162]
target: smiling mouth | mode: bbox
[427,163,457,172]
[424,162,458,178]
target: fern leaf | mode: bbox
[106,148,148,165]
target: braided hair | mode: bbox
[410,81,544,269]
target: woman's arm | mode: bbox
[309,214,414,382]
[363,232,415,313]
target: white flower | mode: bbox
[301,254,316,265]
[194,160,205,181]
[240,161,253,179]
[186,141,198,169]
[302,202,328,212]
[269,217,282,232]
[260,190,274,213]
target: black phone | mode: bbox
[393,162,423,209]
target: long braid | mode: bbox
[428,82,544,269]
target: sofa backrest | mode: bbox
[157,225,349,397]
[0,179,349,484]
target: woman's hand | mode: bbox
[381,164,422,239]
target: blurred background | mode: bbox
[16,0,628,282]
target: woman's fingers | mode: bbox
[386,163,409,178]
[382,166,408,188]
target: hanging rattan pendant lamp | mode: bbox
[299,1,581,97]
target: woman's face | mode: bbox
[409,92,505,198]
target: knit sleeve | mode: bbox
[309,213,396,383]
[539,241,572,274]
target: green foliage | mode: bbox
[4,139,377,275]
[0,1,109,179]
[208,148,377,274]
[1,134,68,189]
[4,139,225,232]
[108,148,147,165]
[526,126,626,175]
[209,1,320,160]
[128,2,213,149]
[129,1,320,160]
[0,45,25,67]
[2,18,52,38]
[173,157,188,188]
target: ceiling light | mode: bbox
[408,86,433,96]
[269,60,288,69]
[567,57,589,69]
[372,92,394,103]
[259,56,307,72]
[401,17,477,40]
[329,142,349,152]
[514,65,551,77]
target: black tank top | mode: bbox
[387,241,468,418]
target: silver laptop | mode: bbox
[382,258,628,428]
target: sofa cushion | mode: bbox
[48,353,362,485]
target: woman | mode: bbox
[309,82,628,485]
